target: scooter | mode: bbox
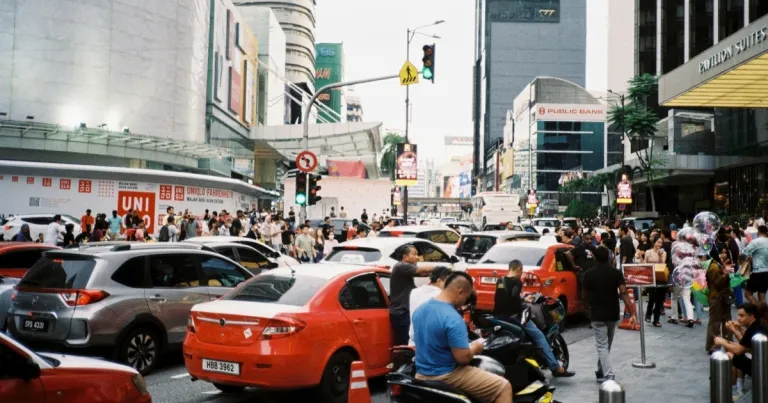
[387,324,559,403]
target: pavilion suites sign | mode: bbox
[699,26,767,74]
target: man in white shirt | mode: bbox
[408,266,453,346]
[45,214,65,246]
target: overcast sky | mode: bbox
[314,0,476,166]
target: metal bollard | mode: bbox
[599,380,625,403]
[711,350,732,403]
[753,333,768,403]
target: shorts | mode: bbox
[416,365,509,403]
[733,353,752,376]
[746,272,768,294]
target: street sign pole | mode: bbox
[299,74,399,224]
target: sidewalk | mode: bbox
[552,315,714,402]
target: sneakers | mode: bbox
[552,368,575,378]
[733,387,745,401]
[595,370,604,383]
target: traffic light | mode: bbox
[308,174,322,206]
[422,44,436,83]
[295,172,307,205]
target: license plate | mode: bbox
[202,359,240,375]
[480,277,498,284]
[22,318,48,332]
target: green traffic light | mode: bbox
[422,67,433,80]
[295,194,306,204]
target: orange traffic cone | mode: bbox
[348,361,371,403]
[618,289,640,331]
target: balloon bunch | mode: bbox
[670,212,722,293]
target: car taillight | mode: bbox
[10,289,17,302]
[259,316,306,340]
[3,225,12,231]
[187,315,196,333]
[522,273,542,288]
[390,383,402,396]
[61,290,110,306]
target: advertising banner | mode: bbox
[0,176,258,234]
[243,60,253,124]
[623,264,657,287]
[327,160,368,179]
[526,189,538,208]
[392,186,402,206]
[535,103,606,122]
[442,172,471,198]
[229,66,242,116]
[395,143,418,186]
[617,173,632,204]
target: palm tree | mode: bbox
[380,132,405,181]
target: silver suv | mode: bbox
[7,242,252,374]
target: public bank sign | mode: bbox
[699,26,767,74]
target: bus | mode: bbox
[469,192,523,229]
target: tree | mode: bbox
[607,74,666,212]
[379,132,404,181]
[564,199,598,220]
[558,170,618,218]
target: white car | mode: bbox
[1,214,81,241]
[378,225,461,256]
[322,237,466,285]
[530,218,562,235]
[184,236,300,268]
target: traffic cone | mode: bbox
[618,289,640,331]
[348,361,371,403]
[664,295,671,309]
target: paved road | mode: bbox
[144,318,595,403]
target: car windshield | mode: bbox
[222,274,327,306]
[378,231,416,238]
[458,236,496,255]
[324,248,383,264]
[532,219,560,227]
[479,246,546,266]
[62,215,81,225]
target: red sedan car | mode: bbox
[183,264,392,403]
[0,242,59,278]
[0,332,151,402]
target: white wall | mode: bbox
[585,0,635,93]
[0,0,210,142]
[239,6,286,126]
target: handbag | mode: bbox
[738,259,752,280]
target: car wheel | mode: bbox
[213,383,246,393]
[317,351,354,403]
[119,327,160,375]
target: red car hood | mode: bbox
[39,353,138,374]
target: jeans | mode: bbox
[390,311,410,346]
[592,321,618,378]
[523,320,561,371]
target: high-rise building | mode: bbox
[474,0,587,190]
[346,95,364,122]
[315,43,346,123]
[235,0,316,92]
[585,0,635,94]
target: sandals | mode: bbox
[686,320,695,328]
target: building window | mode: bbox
[751,0,768,22]
[719,0,745,41]
[636,0,657,76]
[690,0,714,60]
[661,0,685,74]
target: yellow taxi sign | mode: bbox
[399,61,419,86]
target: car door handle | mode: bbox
[353,319,366,324]
[149,295,167,302]
[560,278,567,283]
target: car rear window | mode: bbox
[222,274,327,306]
[378,231,416,238]
[458,236,496,255]
[479,246,546,266]
[325,248,383,264]
[19,256,96,289]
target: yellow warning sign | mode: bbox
[399,61,419,86]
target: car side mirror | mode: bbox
[450,255,460,264]
[268,261,279,269]
[270,252,281,258]
[20,360,40,381]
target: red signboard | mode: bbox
[118,191,156,234]
[623,264,656,286]
[78,180,92,193]
[42,178,52,187]
[11,176,18,183]
[159,185,172,200]
[60,179,71,190]
[174,186,185,201]
[327,160,367,179]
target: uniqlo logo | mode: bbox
[12,176,18,183]
[26,177,34,184]
[174,186,185,201]
[60,179,71,190]
[42,178,52,187]
[159,185,172,200]
[78,180,92,193]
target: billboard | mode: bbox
[488,0,560,23]
[442,172,471,198]
[395,143,418,186]
[617,173,632,204]
[445,137,473,146]
[535,103,606,122]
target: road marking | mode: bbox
[202,391,221,395]
[171,373,190,379]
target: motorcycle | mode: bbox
[387,324,559,403]
[470,293,570,371]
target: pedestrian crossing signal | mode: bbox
[422,44,435,83]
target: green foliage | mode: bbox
[564,199,598,220]
[379,132,405,181]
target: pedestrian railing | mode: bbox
[599,380,625,403]
[710,333,768,403]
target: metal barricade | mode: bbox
[711,350,732,403]
[753,333,768,403]
[599,380,626,403]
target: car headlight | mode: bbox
[132,374,149,396]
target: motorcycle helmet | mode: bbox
[470,356,505,376]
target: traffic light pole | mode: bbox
[299,74,399,224]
